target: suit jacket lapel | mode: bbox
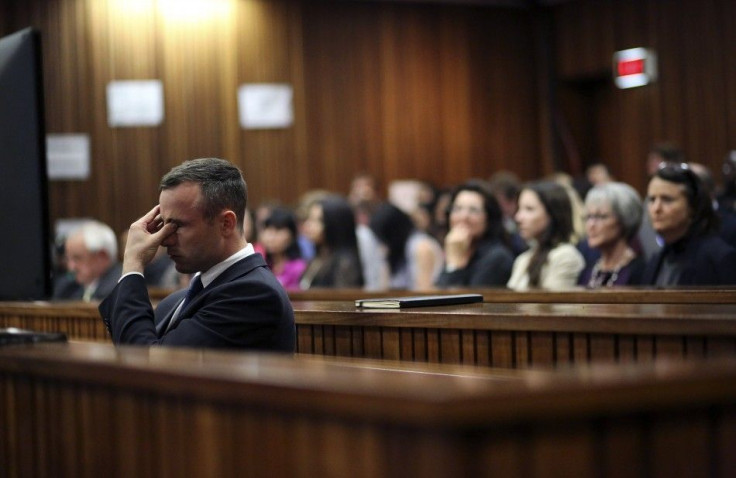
[156,254,268,335]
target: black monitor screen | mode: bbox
[0,28,51,300]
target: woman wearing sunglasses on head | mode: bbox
[642,162,736,286]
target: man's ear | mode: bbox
[220,210,238,235]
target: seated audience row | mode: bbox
[54,157,736,300]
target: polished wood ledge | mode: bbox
[3,300,736,369]
[1,342,736,477]
[287,287,736,304]
[292,300,736,367]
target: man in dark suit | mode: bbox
[99,158,295,351]
[53,221,122,302]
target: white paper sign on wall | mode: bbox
[238,83,293,129]
[107,80,165,127]
[46,133,90,180]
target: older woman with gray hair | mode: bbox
[577,181,645,287]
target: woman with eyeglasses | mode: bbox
[641,163,736,286]
[577,182,645,287]
[507,181,585,290]
[435,182,514,287]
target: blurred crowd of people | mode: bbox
[51,143,736,301]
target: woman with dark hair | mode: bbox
[369,203,443,290]
[260,207,307,290]
[641,162,736,285]
[299,195,364,289]
[508,181,585,290]
[435,182,514,287]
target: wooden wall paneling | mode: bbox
[529,332,554,367]
[649,411,713,477]
[654,335,686,360]
[514,331,530,367]
[553,0,616,79]
[684,336,707,359]
[363,325,383,359]
[589,333,617,362]
[296,324,313,353]
[636,335,655,361]
[529,423,598,477]
[705,337,736,358]
[460,330,476,365]
[382,327,401,360]
[335,324,353,356]
[468,9,539,180]
[99,0,162,230]
[301,2,386,196]
[352,325,365,358]
[381,6,446,184]
[599,416,647,477]
[237,0,303,207]
[475,331,491,366]
[478,10,540,178]
[312,323,325,354]
[426,328,440,362]
[438,10,472,184]
[618,335,637,362]
[439,328,462,364]
[400,328,415,361]
[573,332,589,363]
[412,328,427,362]
[716,408,736,478]
[490,331,514,368]
[678,0,729,166]
[723,0,736,160]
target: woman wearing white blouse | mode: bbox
[507,181,584,290]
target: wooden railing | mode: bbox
[292,300,736,367]
[288,287,736,304]
[1,342,735,477]
[3,298,736,370]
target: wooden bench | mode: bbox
[292,300,736,367]
[288,287,736,304]
[4,298,736,369]
[1,341,735,477]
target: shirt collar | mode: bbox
[197,243,255,288]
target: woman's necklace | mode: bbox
[587,247,635,288]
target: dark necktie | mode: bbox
[165,275,203,333]
[182,275,204,308]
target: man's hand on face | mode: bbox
[122,205,178,275]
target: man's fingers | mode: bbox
[151,221,177,241]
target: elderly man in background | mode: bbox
[53,220,122,302]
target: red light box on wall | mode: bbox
[613,47,657,89]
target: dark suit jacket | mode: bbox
[53,262,123,301]
[641,233,736,286]
[435,238,514,287]
[99,254,295,351]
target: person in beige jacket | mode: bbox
[508,181,584,290]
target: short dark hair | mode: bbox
[263,206,302,260]
[652,163,719,237]
[160,158,247,230]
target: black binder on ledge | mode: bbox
[355,293,483,309]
